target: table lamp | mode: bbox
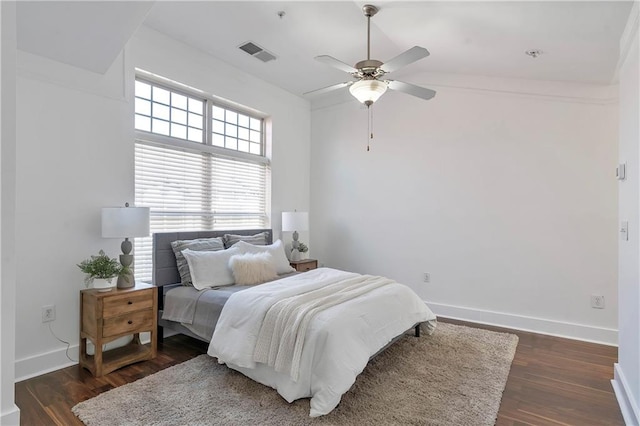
[102,203,150,288]
[282,211,309,261]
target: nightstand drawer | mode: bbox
[298,262,316,272]
[290,259,318,272]
[103,289,154,318]
[102,309,154,338]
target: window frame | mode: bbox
[134,75,269,165]
[133,73,271,282]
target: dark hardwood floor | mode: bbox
[443,319,624,426]
[16,319,624,425]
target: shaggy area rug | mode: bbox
[72,323,518,426]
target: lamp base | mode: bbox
[118,253,135,289]
[117,273,135,289]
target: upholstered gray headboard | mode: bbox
[152,229,272,287]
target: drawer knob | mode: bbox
[127,301,133,305]
[128,320,133,325]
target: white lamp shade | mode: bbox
[349,79,388,104]
[102,207,150,238]
[282,211,309,232]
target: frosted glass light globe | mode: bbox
[349,79,388,105]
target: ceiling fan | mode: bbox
[306,4,436,106]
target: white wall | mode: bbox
[1,1,20,424]
[15,50,132,378]
[311,72,618,344]
[13,25,310,380]
[129,27,311,226]
[613,3,640,424]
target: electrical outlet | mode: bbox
[42,305,56,322]
[591,295,605,309]
[423,272,431,283]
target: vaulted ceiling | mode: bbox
[16,1,633,102]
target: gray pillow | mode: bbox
[222,231,269,249]
[171,237,225,286]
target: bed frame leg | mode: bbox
[415,324,421,337]
[157,288,165,347]
[157,325,164,347]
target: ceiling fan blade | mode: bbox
[387,80,436,100]
[315,55,357,74]
[304,81,353,96]
[380,46,430,73]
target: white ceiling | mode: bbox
[15,1,633,99]
[142,1,633,97]
[16,1,153,74]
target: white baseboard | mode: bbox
[612,363,640,426]
[15,344,78,382]
[428,302,618,346]
[1,404,20,425]
[15,334,152,382]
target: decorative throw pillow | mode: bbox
[181,246,241,290]
[229,252,278,286]
[234,239,295,275]
[171,237,225,286]
[222,231,269,249]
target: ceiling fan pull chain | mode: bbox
[367,106,370,151]
[367,105,374,151]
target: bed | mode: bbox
[153,229,437,417]
[154,229,278,342]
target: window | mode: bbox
[133,76,270,282]
[211,105,263,155]
[134,80,204,143]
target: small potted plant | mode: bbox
[297,242,309,260]
[77,250,121,291]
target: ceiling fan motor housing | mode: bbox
[355,59,384,78]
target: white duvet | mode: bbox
[208,267,437,417]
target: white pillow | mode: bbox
[182,247,241,290]
[229,252,278,285]
[234,239,295,275]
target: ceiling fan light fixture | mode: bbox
[349,79,388,106]
[308,3,436,108]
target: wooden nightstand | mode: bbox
[290,259,318,272]
[79,283,157,377]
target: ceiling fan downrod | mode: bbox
[363,4,378,61]
[355,5,383,78]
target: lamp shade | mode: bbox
[349,79,388,105]
[282,211,309,232]
[102,207,150,238]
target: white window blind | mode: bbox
[133,76,270,283]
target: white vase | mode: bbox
[291,249,301,261]
[92,278,115,292]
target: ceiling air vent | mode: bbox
[238,41,277,63]
[254,50,276,62]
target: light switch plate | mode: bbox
[621,221,629,241]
